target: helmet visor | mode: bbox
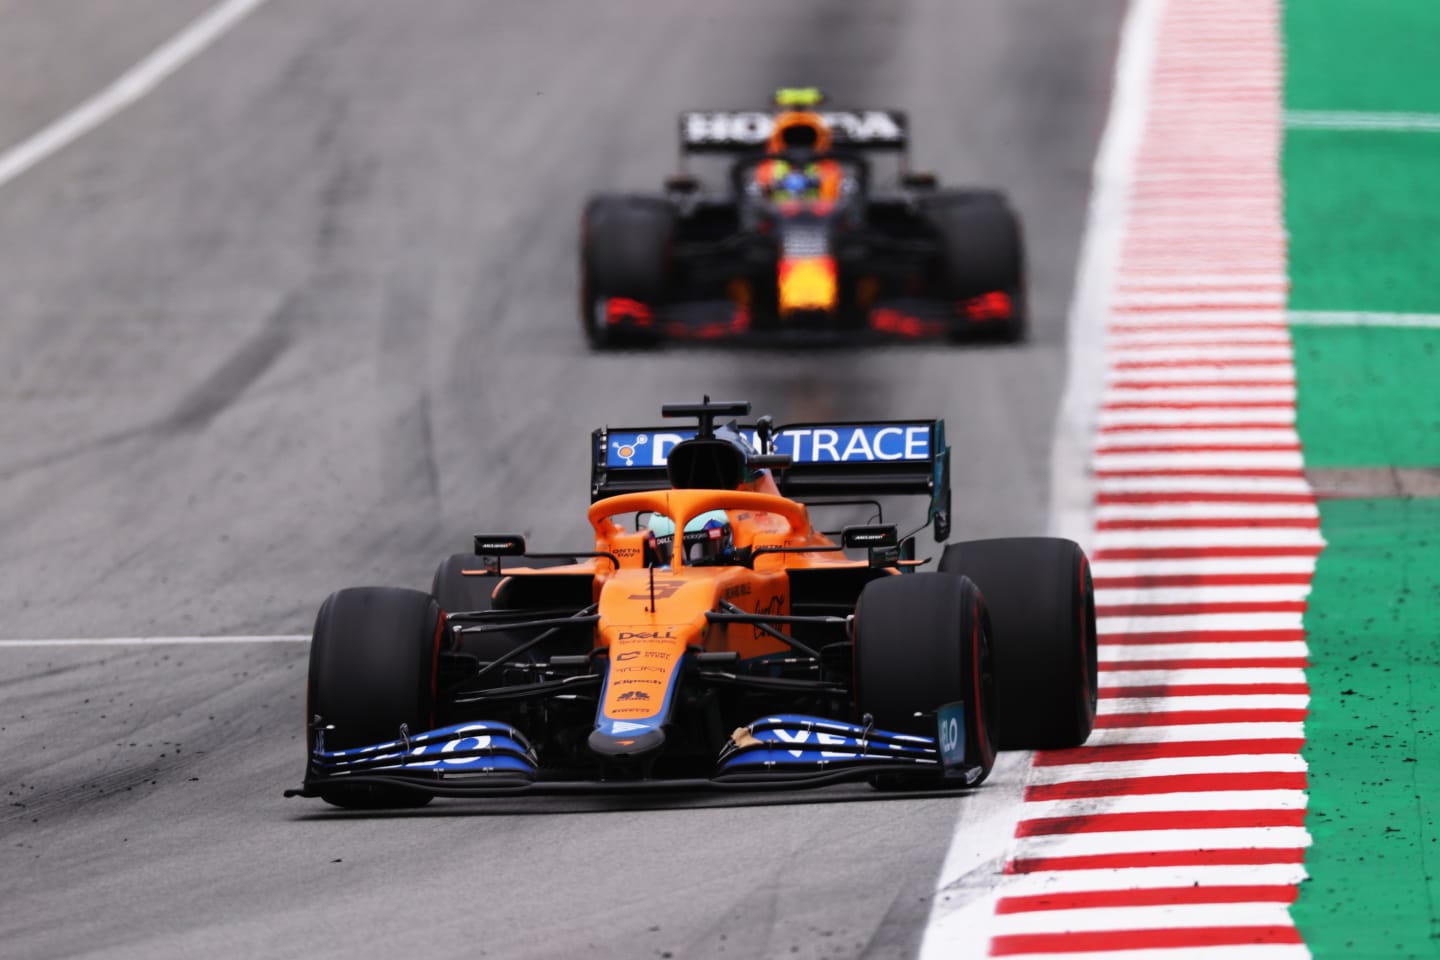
[780,124,819,149]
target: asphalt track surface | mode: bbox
[0,2,1124,957]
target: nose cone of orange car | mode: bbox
[588,573,714,758]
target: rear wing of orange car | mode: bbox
[591,419,952,541]
[678,109,909,153]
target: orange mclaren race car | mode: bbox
[579,88,1026,347]
[287,399,1093,807]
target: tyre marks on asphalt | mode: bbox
[988,0,1317,955]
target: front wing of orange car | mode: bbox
[284,711,985,799]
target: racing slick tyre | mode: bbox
[939,538,1096,750]
[580,194,676,349]
[922,190,1027,343]
[431,553,576,662]
[853,572,997,789]
[431,553,498,617]
[306,587,441,809]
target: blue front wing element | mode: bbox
[310,721,539,780]
[717,714,942,775]
[298,714,973,796]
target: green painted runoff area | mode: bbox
[1290,326,1440,468]
[1285,0,1440,953]
[1285,0,1440,113]
[1294,500,1440,953]
[1285,0,1440,468]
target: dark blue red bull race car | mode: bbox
[579,89,1027,348]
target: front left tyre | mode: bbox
[306,586,442,808]
[579,194,676,349]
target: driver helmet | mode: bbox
[645,509,734,567]
[762,112,833,201]
[768,111,832,154]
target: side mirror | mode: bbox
[842,524,899,550]
[473,534,527,556]
[473,533,527,575]
[665,174,700,195]
[932,488,952,542]
[902,171,938,191]
[843,524,901,569]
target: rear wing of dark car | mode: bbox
[591,419,951,539]
[678,110,909,153]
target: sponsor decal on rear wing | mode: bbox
[601,422,934,470]
[590,419,952,539]
[679,110,909,152]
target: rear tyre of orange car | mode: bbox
[431,552,579,665]
[580,195,675,349]
[939,538,1096,749]
[432,553,496,617]
[307,587,441,809]
[854,572,997,789]
[922,190,1027,343]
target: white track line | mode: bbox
[1289,309,1440,329]
[1013,828,1311,861]
[997,864,1310,897]
[1094,644,1313,667]
[1092,556,1318,578]
[0,635,308,647]
[1113,290,1288,308]
[996,943,1311,960]
[1100,407,1296,426]
[1094,475,1314,495]
[1118,273,1289,288]
[1026,755,1309,785]
[0,0,271,190]
[1019,790,1310,819]
[1096,503,1319,521]
[1098,584,1312,605]
[991,902,1300,935]
[1104,695,1310,713]
[1087,721,1307,744]
[1285,109,1440,132]
[1100,614,1306,636]
[1096,428,1305,448]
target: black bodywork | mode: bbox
[580,108,1025,345]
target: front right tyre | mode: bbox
[853,572,998,789]
[940,537,1097,749]
[921,190,1027,342]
